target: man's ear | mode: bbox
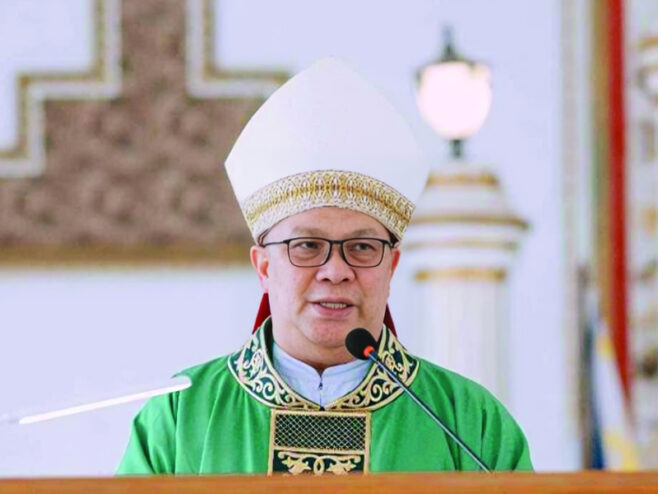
[390,247,401,277]
[250,245,270,293]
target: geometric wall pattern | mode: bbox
[0,0,287,264]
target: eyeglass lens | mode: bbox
[288,238,385,267]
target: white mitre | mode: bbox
[224,58,430,241]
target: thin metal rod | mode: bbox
[368,351,491,472]
[1,377,191,427]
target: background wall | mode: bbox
[0,0,576,474]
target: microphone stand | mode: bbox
[367,350,491,473]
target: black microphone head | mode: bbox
[345,328,377,360]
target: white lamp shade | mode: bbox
[417,61,492,140]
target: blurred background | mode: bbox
[1,0,657,475]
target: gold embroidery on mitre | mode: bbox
[227,319,419,411]
[241,170,415,240]
[268,409,371,475]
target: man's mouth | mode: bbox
[317,301,350,309]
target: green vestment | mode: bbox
[117,319,533,474]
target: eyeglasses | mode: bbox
[261,237,397,268]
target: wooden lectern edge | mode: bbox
[0,472,657,494]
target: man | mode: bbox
[117,58,533,474]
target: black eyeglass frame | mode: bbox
[260,236,398,268]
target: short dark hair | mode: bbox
[388,230,399,245]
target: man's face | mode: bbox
[250,207,401,368]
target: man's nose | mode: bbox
[316,244,355,283]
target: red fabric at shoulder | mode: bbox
[252,293,397,336]
[384,305,396,336]
[252,293,271,333]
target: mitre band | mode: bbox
[243,170,414,242]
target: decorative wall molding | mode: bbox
[185,0,288,99]
[0,0,289,264]
[0,0,121,178]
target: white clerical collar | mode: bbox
[272,342,370,408]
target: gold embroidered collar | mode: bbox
[228,318,419,411]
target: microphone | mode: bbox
[345,328,491,473]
